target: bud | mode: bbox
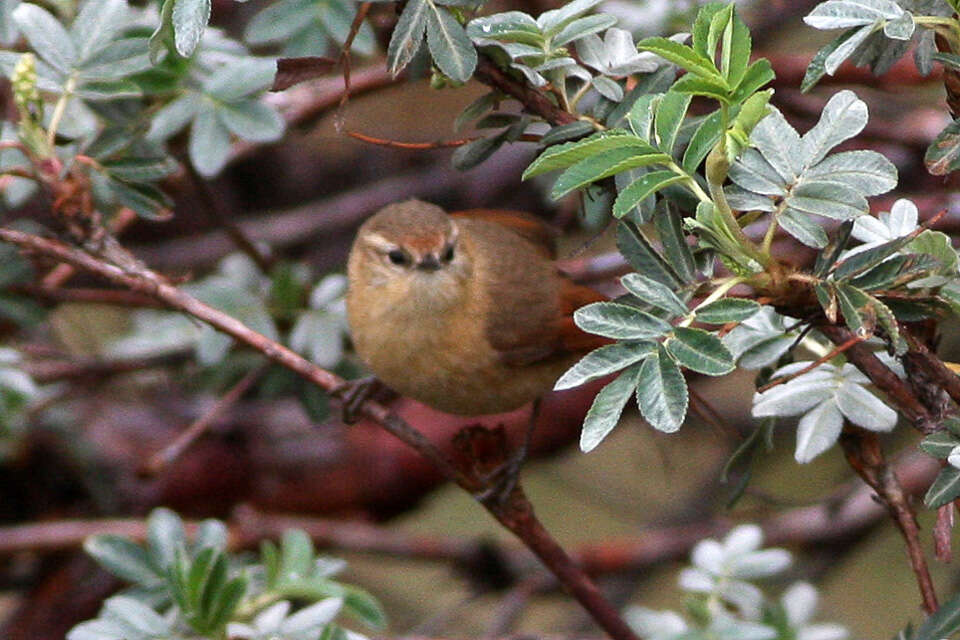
[11,53,40,117]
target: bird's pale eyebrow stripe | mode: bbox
[364,233,399,252]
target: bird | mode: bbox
[345,199,609,417]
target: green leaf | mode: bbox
[574,301,673,340]
[103,157,179,182]
[653,201,697,284]
[536,0,603,35]
[778,207,828,248]
[803,28,858,92]
[682,109,723,173]
[387,0,428,75]
[727,58,775,104]
[106,179,173,220]
[12,3,76,73]
[691,2,727,60]
[523,130,657,179]
[924,465,960,508]
[76,38,152,81]
[219,100,284,142]
[552,14,617,46]
[833,233,917,280]
[147,92,203,141]
[654,91,691,154]
[612,170,685,218]
[814,220,854,277]
[280,529,316,578]
[205,58,277,100]
[70,0,128,62]
[666,326,735,375]
[616,221,680,287]
[551,147,672,199]
[835,283,871,334]
[147,507,186,572]
[555,341,655,390]
[620,273,688,316]
[804,150,897,196]
[926,119,960,176]
[915,588,960,640]
[425,3,477,83]
[637,36,724,84]
[466,12,542,46]
[669,74,731,102]
[539,121,596,146]
[636,345,688,432]
[722,6,752,89]
[919,432,959,460]
[205,574,247,631]
[695,298,760,324]
[172,0,211,58]
[579,364,642,452]
[84,535,162,585]
[451,131,507,170]
[787,180,868,220]
[189,107,232,177]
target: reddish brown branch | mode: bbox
[757,333,866,393]
[839,429,938,614]
[142,365,268,475]
[347,131,541,149]
[819,324,936,431]
[11,285,164,308]
[902,326,960,408]
[473,56,578,127]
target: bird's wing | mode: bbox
[491,274,612,367]
[450,209,557,259]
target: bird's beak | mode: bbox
[417,255,441,271]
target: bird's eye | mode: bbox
[387,249,409,266]
[442,244,455,262]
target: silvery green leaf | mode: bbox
[799,90,868,168]
[75,79,142,100]
[883,11,915,39]
[219,100,284,142]
[679,566,716,591]
[625,93,658,141]
[53,98,98,138]
[387,0,428,75]
[555,341,655,390]
[729,148,787,195]
[836,380,895,431]
[926,465,960,507]
[711,613,778,640]
[612,170,685,218]
[189,107,232,176]
[723,307,797,368]
[67,619,128,640]
[665,327,735,376]
[510,62,547,87]
[751,108,802,182]
[76,38,153,81]
[696,298,761,324]
[804,0,903,29]
[723,523,763,554]
[466,12,541,46]
[752,363,839,417]
[536,0,603,35]
[102,596,171,636]
[782,582,819,627]
[147,92,203,141]
[717,579,766,618]
[205,58,277,100]
[552,14,616,46]
[606,29,658,75]
[915,28,936,75]
[290,310,344,368]
[592,76,623,101]
[920,431,959,459]
[13,3,76,74]
[574,301,673,339]
[795,397,843,463]
[579,364,641,451]
[620,273,687,316]
[71,0,128,62]
[852,198,917,244]
[623,607,689,637]
[318,0,376,54]
[804,150,897,196]
[729,549,793,579]
[636,346,687,433]
[825,23,877,74]
[426,4,477,83]
[779,207,829,247]
[172,0,211,57]
[535,56,578,72]
[725,186,776,212]
[691,538,724,574]
[786,180,868,220]
[282,598,344,634]
[577,33,606,69]
[0,0,20,47]
[245,0,315,44]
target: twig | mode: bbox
[473,56,578,127]
[757,333,866,393]
[338,2,372,110]
[142,365,268,475]
[11,284,164,308]
[902,325,960,408]
[21,351,191,384]
[347,131,541,149]
[819,324,937,431]
[839,428,939,614]
[1,227,637,640]
[40,207,137,289]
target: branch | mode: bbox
[473,56,578,127]
[819,324,937,431]
[839,428,939,614]
[0,228,638,640]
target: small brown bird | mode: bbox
[346,199,608,416]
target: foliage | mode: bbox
[624,525,848,640]
[69,507,385,640]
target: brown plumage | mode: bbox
[346,200,608,415]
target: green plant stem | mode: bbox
[705,146,768,267]
[668,159,711,203]
[915,15,960,50]
[761,203,785,257]
[46,75,77,150]
[678,276,747,327]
